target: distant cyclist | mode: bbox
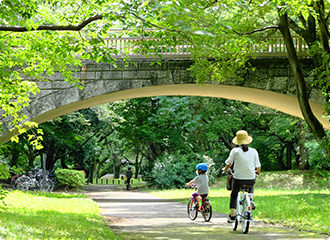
[186,163,209,211]
[222,130,261,223]
[125,166,133,185]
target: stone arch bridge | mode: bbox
[0,37,328,142]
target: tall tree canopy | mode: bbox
[124,0,329,150]
[0,0,328,153]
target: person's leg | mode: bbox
[237,179,256,210]
[200,194,208,210]
[246,179,256,209]
[191,192,198,202]
[201,194,208,202]
[229,179,241,219]
[189,192,199,210]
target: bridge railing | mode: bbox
[102,30,308,58]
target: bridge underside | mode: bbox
[26,84,330,129]
[0,84,328,143]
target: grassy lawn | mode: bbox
[151,187,330,235]
[0,191,121,240]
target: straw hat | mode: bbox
[232,130,253,145]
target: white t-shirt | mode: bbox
[193,174,209,195]
[225,147,261,180]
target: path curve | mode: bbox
[85,185,327,240]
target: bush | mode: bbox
[55,169,86,189]
[305,140,329,170]
[145,152,219,189]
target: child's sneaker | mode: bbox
[227,214,236,223]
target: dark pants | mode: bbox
[191,192,208,202]
[230,178,256,209]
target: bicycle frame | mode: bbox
[187,194,212,222]
[234,189,253,234]
[236,191,252,220]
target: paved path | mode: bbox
[85,185,327,240]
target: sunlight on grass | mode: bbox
[151,188,330,235]
[0,190,121,240]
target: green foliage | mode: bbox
[55,169,86,189]
[306,140,329,170]
[2,95,327,190]
[0,0,123,142]
[255,170,330,190]
[0,185,7,205]
[0,162,10,180]
[145,152,218,189]
[0,156,10,201]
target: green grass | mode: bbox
[151,187,330,235]
[212,170,330,190]
[0,190,121,240]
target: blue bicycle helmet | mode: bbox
[196,163,208,171]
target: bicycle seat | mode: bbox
[240,185,253,191]
[203,198,209,203]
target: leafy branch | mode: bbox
[0,14,103,32]
[232,25,279,36]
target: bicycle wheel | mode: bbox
[232,218,238,231]
[201,200,212,222]
[18,181,30,191]
[10,175,20,189]
[242,215,250,234]
[44,179,54,192]
[242,201,250,234]
[187,199,198,220]
[16,176,30,191]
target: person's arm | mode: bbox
[256,167,261,175]
[186,179,195,187]
[254,150,261,175]
[222,163,232,173]
[222,149,235,173]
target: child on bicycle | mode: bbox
[186,163,209,211]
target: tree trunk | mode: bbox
[112,153,121,178]
[278,12,327,144]
[314,0,330,53]
[60,158,68,169]
[286,142,293,170]
[134,152,140,179]
[9,146,20,167]
[46,140,56,171]
[28,155,35,168]
[297,121,306,169]
[88,160,94,183]
[278,146,286,170]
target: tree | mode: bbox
[0,0,328,154]
[0,0,123,144]
[122,0,329,154]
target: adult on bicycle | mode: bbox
[222,130,261,223]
